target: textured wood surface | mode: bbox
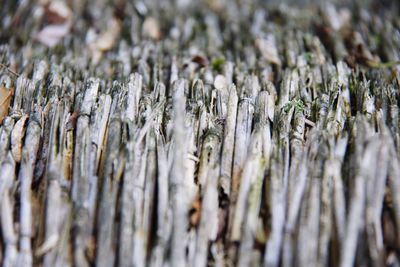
[0,0,400,266]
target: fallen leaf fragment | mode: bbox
[45,0,72,24]
[191,55,209,67]
[0,86,14,124]
[36,0,72,47]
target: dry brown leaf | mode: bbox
[191,55,209,67]
[36,0,72,47]
[0,86,14,124]
[45,0,72,24]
